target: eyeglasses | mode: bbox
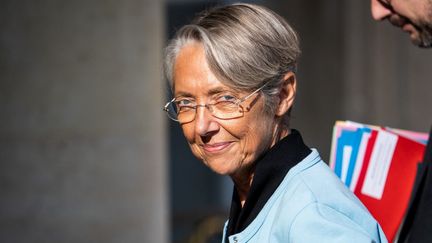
[164,82,268,123]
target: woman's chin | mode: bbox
[204,158,237,176]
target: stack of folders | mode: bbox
[329,121,429,242]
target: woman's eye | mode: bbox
[217,95,237,102]
[176,99,195,107]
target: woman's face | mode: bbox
[173,42,275,176]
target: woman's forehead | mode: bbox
[173,43,235,95]
[174,80,240,97]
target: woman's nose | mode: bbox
[371,0,392,20]
[194,106,219,137]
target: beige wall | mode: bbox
[0,1,168,242]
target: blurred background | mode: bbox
[1,0,431,242]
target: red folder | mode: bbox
[353,129,425,242]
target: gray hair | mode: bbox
[164,3,301,127]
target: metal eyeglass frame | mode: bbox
[163,81,269,123]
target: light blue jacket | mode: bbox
[222,149,388,243]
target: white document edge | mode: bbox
[361,131,398,200]
[349,132,371,191]
[342,145,352,184]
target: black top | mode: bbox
[225,129,312,238]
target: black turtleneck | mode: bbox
[225,129,311,237]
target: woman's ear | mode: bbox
[275,72,296,116]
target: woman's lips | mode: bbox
[202,142,233,153]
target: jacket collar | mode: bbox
[226,129,311,236]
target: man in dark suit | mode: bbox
[370,1,432,242]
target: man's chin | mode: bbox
[417,42,432,48]
[406,29,432,48]
[416,35,432,48]
[415,24,432,48]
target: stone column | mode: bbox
[0,0,168,242]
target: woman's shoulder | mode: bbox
[287,201,387,243]
[270,152,387,242]
[228,150,388,243]
[281,149,364,209]
[278,152,371,223]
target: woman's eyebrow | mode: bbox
[207,87,234,96]
[174,87,236,98]
[174,91,193,97]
